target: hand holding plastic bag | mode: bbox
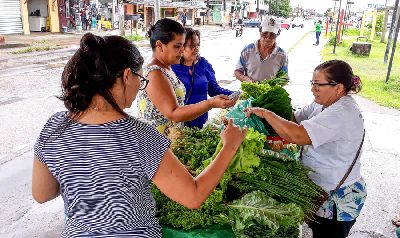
[225,98,269,136]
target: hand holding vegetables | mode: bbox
[220,119,247,151]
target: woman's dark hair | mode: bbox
[183,27,200,46]
[314,60,361,93]
[59,33,144,117]
[180,27,200,64]
[147,18,186,50]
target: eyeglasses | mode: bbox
[186,44,200,49]
[310,80,338,89]
[131,70,149,90]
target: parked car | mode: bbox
[279,19,290,30]
[243,18,261,28]
[291,17,304,28]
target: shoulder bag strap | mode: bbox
[185,62,195,105]
[334,129,366,192]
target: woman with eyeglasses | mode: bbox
[137,19,237,134]
[31,33,247,237]
[245,60,366,238]
[171,27,234,128]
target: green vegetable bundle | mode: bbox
[153,126,326,237]
[218,191,302,238]
[262,70,289,87]
[240,82,271,99]
[231,154,328,219]
[203,128,266,174]
[170,126,221,173]
[252,86,292,135]
[153,128,267,230]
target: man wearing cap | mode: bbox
[234,16,289,83]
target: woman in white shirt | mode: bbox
[245,60,366,238]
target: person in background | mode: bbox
[181,11,187,26]
[244,60,366,238]
[32,33,246,237]
[137,18,237,134]
[171,27,233,128]
[314,20,322,46]
[234,16,289,83]
[96,12,102,31]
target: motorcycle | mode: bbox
[235,23,243,37]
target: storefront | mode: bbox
[58,0,119,32]
[27,0,50,31]
[0,0,24,34]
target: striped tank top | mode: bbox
[34,112,170,237]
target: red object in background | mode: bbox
[325,18,329,36]
[280,22,290,30]
[338,9,345,43]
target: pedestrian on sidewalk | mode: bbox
[314,20,322,46]
[96,13,102,31]
[234,16,289,83]
[244,60,367,238]
[171,27,233,128]
[31,32,247,237]
[137,18,237,134]
[181,11,187,26]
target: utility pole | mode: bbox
[118,0,125,36]
[268,0,271,15]
[385,2,400,83]
[381,7,390,43]
[333,0,343,54]
[384,0,399,64]
[331,0,338,32]
[154,0,161,22]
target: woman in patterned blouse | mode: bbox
[137,18,238,134]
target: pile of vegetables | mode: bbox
[240,82,271,100]
[240,70,289,100]
[263,70,289,87]
[153,126,327,237]
[252,86,293,135]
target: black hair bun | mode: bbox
[80,33,104,52]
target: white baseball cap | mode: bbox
[260,16,280,34]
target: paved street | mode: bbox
[0,21,399,238]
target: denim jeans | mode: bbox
[316,31,321,45]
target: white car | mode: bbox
[291,17,304,28]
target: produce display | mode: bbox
[252,86,293,135]
[152,85,326,237]
[240,82,271,100]
[263,70,289,87]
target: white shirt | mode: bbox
[294,96,364,191]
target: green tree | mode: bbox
[269,0,291,18]
[375,12,385,34]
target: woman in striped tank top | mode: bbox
[31,33,246,238]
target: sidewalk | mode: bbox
[288,32,400,238]
[0,24,224,50]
